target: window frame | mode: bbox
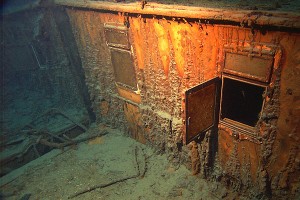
[219,74,268,139]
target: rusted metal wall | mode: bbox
[215,29,300,198]
[63,7,299,199]
[65,10,128,130]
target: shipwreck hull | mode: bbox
[9,1,297,198]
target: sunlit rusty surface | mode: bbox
[131,18,145,69]
[153,21,170,76]
[169,23,185,77]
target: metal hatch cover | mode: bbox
[224,52,274,83]
[185,77,220,144]
[104,23,130,50]
[109,47,138,91]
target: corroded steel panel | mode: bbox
[109,47,137,90]
[65,7,300,198]
[123,102,146,144]
[104,23,130,49]
[218,128,261,183]
[116,86,141,104]
[224,53,273,82]
[185,77,220,144]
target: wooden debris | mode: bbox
[51,108,88,131]
[38,130,108,149]
[5,107,87,143]
[0,129,107,171]
[1,107,89,163]
[43,130,68,142]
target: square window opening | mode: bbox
[220,77,265,127]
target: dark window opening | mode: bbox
[221,77,265,127]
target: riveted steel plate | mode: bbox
[109,47,137,91]
[224,52,273,83]
[104,23,130,49]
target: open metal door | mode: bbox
[185,77,220,144]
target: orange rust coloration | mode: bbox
[123,102,146,144]
[117,86,141,104]
[169,22,186,77]
[153,20,218,81]
[64,7,300,198]
[131,17,145,69]
[153,21,170,75]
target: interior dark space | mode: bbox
[220,77,265,127]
